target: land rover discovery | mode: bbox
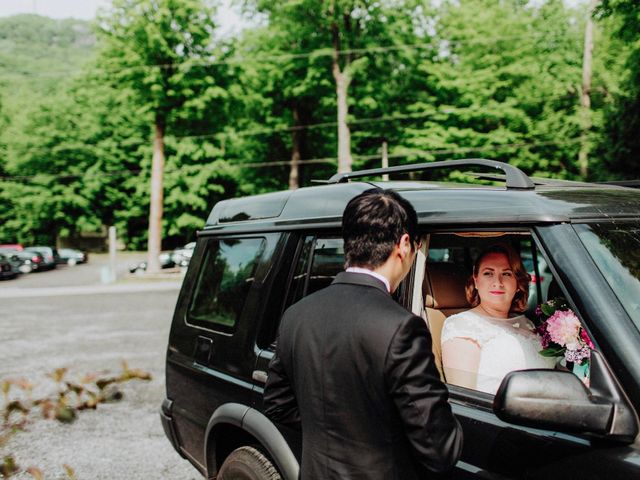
[161,159,640,479]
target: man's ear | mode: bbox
[397,233,412,259]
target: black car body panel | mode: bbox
[163,165,640,479]
[205,183,640,229]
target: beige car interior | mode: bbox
[423,262,469,380]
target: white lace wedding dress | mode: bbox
[441,310,555,394]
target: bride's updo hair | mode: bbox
[465,243,530,313]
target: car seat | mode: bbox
[423,262,470,381]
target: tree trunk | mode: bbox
[381,141,389,181]
[289,106,301,190]
[579,0,597,179]
[333,66,352,173]
[330,1,352,174]
[147,120,165,273]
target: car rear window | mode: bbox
[574,222,640,329]
[187,237,266,333]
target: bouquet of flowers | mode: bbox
[535,298,594,385]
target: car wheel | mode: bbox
[217,446,282,480]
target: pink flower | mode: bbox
[546,310,581,349]
[580,328,595,349]
[565,346,591,364]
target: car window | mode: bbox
[186,237,266,333]
[307,238,345,295]
[264,234,412,350]
[259,235,344,350]
[284,236,315,309]
[423,231,571,396]
[574,222,640,329]
[285,236,345,309]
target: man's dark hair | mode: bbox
[342,188,418,269]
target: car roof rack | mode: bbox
[597,180,640,189]
[469,173,589,187]
[326,158,535,190]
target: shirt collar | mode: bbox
[345,267,391,292]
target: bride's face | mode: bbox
[474,252,517,311]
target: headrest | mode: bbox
[424,262,470,309]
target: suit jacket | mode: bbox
[264,271,463,480]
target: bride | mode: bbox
[441,244,555,394]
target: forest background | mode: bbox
[0,0,638,252]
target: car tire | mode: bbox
[217,446,282,480]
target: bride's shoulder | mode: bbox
[442,310,495,344]
[445,309,483,325]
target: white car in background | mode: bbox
[171,242,196,267]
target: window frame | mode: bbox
[260,230,418,352]
[184,234,272,336]
[413,226,579,407]
[261,231,344,351]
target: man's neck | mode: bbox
[345,266,391,292]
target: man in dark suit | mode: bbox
[264,188,463,479]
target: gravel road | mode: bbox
[0,259,199,479]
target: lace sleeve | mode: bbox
[441,312,496,347]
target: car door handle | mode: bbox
[194,336,213,365]
[252,370,268,384]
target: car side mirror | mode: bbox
[493,351,638,443]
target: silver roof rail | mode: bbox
[326,158,535,190]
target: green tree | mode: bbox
[341,2,437,172]
[223,22,336,190]
[594,0,640,179]
[0,15,96,245]
[0,14,94,112]
[0,72,148,246]
[247,0,425,174]
[392,0,590,179]
[95,0,224,270]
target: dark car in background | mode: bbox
[24,246,59,270]
[0,253,18,280]
[57,248,88,265]
[5,250,44,273]
[161,160,640,480]
[129,251,175,273]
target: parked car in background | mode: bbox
[5,250,44,273]
[24,246,59,270]
[57,248,88,265]
[171,242,195,267]
[0,253,18,280]
[129,252,175,273]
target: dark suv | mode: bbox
[161,160,640,480]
